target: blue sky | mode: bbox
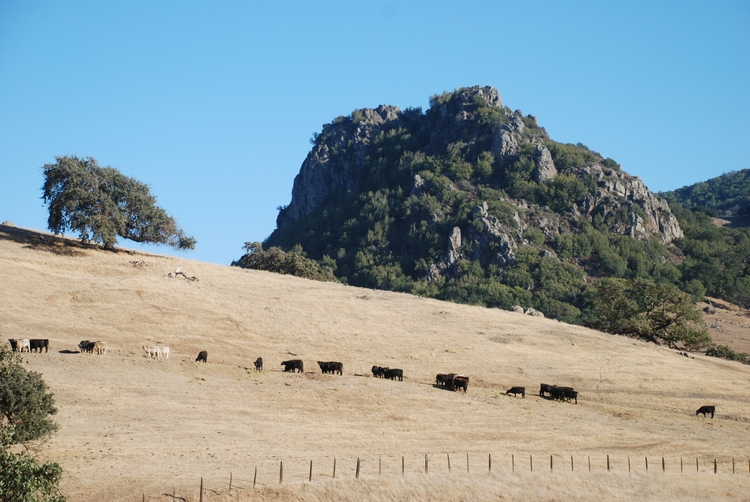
[1,1,748,265]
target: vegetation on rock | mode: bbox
[41,156,196,251]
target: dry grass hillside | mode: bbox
[1,223,749,501]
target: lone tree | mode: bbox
[0,347,65,501]
[592,278,712,350]
[41,156,196,250]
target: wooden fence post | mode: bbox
[199,477,203,502]
[696,457,699,472]
[279,461,284,484]
[550,455,553,472]
[467,453,470,473]
[143,493,145,502]
[530,454,533,472]
[489,453,492,473]
[681,458,683,473]
[425,454,428,474]
[229,472,233,493]
[607,455,610,471]
[253,466,257,488]
[356,457,361,479]
[732,458,735,474]
[646,457,648,471]
[447,453,451,472]
[173,486,175,500]
[333,457,337,479]
[588,456,591,472]
[379,456,382,476]
[628,456,630,472]
[512,454,515,473]
[662,457,665,472]
[714,459,717,474]
[402,456,404,475]
[571,455,574,471]
[309,460,313,482]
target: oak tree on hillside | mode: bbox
[41,156,196,251]
[592,278,712,350]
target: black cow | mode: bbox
[281,359,303,373]
[436,373,456,387]
[318,361,343,375]
[561,387,578,404]
[195,351,208,363]
[383,368,403,381]
[7,339,18,351]
[372,366,389,378]
[254,357,263,371]
[78,340,94,353]
[696,405,715,418]
[453,376,469,393]
[539,383,555,397]
[29,339,49,353]
[506,386,526,398]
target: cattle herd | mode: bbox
[6,338,718,418]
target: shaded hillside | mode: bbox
[664,169,750,217]
[241,86,695,325]
[2,225,749,501]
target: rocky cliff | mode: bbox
[276,86,682,282]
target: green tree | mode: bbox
[591,278,711,349]
[41,156,196,250]
[0,347,65,501]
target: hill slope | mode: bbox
[664,169,750,217]
[2,224,749,501]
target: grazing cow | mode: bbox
[16,339,31,353]
[561,387,578,404]
[375,366,389,378]
[29,339,49,353]
[78,340,94,353]
[506,386,526,398]
[452,376,469,393]
[92,341,107,355]
[539,383,555,397]
[372,365,389,378]
[436,373,456,387]
[143,346,160,359]
[281,359,303,373]
[254,357,263,371]
[696,405,715,418]
[383,368,403,381]
[318,361,343,375]
[8,339,18,351]
[196,350,208,363]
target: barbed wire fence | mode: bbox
[143,453,749,501]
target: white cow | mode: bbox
[143,345,169,360]
[157,346,170,360]
[92,341,107,354]
[17,339,31,353]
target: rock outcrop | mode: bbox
[272,85,684,287]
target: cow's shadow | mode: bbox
[58,349,81,354]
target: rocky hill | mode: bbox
[245,86,693,323]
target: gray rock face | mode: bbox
[427,226,463,281]
[510,305,525,313]
[277,105,403,228]
[533,142,557,182]
[470,202,518,268]
[579,164,683,243]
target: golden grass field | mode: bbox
[1,223,749,501]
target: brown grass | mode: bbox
[1,224,749,501]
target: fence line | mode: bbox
[145,453,750,500]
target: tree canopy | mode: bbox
[41,156,196,250]
[591,278,711,350]
[0,347,65,501]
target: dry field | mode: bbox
[1,223,749,501]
